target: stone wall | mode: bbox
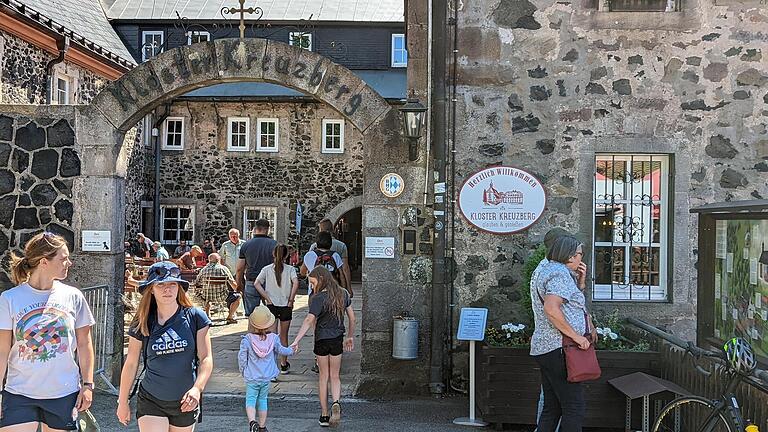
[0,30,109,104]
[0,106,80,290]
[156,100,364,249]
[450,0,768,362]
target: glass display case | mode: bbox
[693,201,768,359]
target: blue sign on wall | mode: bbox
[457,308,488,341]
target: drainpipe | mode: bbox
[45,36,70,103]
[429,0,448,395]
[152,105,171,241]
[447,0,460,391]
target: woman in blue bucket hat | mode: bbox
[116,261,213,431]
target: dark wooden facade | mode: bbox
[475,344,661,429]
[111,22,405,70]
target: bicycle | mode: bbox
[629,318,768,432]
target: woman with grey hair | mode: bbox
[530,235,596,432]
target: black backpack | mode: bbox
[315,250,342,284]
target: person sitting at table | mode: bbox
[152,241,170,262]
[178,246,203,270]
[199,238,217,266]
[174,240,192,259]
[194,253,241,324]
[137,233,154,259]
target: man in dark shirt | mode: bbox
[236,219,278,316]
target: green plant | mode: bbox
[520,245,547,324]
[486,322,532,347]
[593,309,652,351]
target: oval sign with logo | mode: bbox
[458,166,546,235]
[380,173,405,198]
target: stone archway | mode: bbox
[326,195,364,225]
[73,38,430,393]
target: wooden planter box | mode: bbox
[475,344,660,429]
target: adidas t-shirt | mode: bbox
[0,281,95,399]
[128,306,211,401]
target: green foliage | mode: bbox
[486,323,532,347]
[593,309,653,352]
[519,245,547,324]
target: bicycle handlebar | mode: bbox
[626,318,768,382]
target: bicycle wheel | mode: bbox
[652,396,736,432]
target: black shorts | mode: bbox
[0,390,79,430]
[314,335,344,356]
[267,304,293,322]
[136,385,199,427]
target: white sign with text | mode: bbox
[365,237,395,259]
[458,166,546,235]
[82,230,111,252]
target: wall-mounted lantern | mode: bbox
[399,98,428,161]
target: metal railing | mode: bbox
[82,284,118,394]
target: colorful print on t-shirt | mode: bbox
[15,305,72,362]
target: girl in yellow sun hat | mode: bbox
[238,304,297,432]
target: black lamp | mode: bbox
[399,98,427,161]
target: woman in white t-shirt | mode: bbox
[0,232,95,431]
[254,244,299,374]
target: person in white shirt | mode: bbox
[0,232,95,431]
[254,244,299,374]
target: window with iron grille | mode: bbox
[161,205,194,245]
[593,154,671,301]
[243,206,278,240]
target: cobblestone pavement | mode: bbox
[125,284,363,397]
[203,283,362,397]
[88,392,503,432]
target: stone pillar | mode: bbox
[73,106,127,385]
[357,110,433,395]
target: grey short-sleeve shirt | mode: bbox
[529,261,587,356]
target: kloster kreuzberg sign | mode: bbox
[458,166,546,235]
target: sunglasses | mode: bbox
[149,266,181,279]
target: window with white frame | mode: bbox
[321,119,344,154]
[593,154,670,301]
[288,32,312,51]
[53,74,70,104]
[257,118,278,152]
[243,206,278,240]
[162,117,184,150]
[187,31,211,44]
[391,34,407,67]
[142,31,164,62]
[227,117,250,151]
[161,205,194,245]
